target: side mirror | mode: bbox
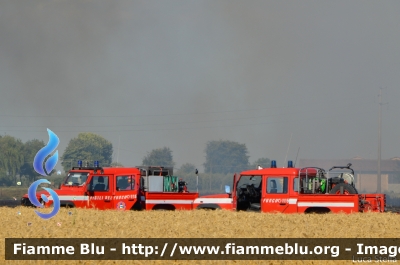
[225,185,231,194]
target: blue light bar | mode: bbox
[288,160,293,168]
[94,161,99,167]
[271,160,277,168]
[78,160,82,167]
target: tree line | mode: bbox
[0,132,271,193]
[0,135,45,186]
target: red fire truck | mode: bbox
[22,160,386,213]
[21,162,205,211]
[201,160,386,213]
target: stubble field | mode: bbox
[1,207,400,265]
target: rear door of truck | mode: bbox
[113,174,138,210]
[262,176,291,213]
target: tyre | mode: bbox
[329,183,357,195]
[152,205,175,211]
[196,207,217,211]
[305,207,331,214]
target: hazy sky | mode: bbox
[1,0,399,172]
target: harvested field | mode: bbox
[1,207,400,265]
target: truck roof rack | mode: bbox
[136,166,173,176]
[71,166,104,174]
[328,163,354,175]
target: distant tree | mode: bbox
[0,168,13,186]
[250,157,271,169]
[142,147,175,167]
[203,140,249,174]
[20,139,45,182]
[175,163,198,192]
[176,163,196,175]
[0,135,24,184]
[61,133,113,172]
[110,161,124,167]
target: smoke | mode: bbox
[1,0,400,170]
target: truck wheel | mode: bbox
[196,206,220,211]
[305,207,330,214]
[152,205,175,211]
[329,183,357,195]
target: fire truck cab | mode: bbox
[22,162,142,210]
[21,161,196,211]
[226,160,386,214]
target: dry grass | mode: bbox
[1,207,400,265]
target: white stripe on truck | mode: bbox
[48,195,88,201]
[193,198,232,204]
[146,198,232,205]
[145,200,193,204]
[297,202,354,207]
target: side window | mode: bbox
[293,178,299,192]
[88,176,109,192]
[267,177,288,194]
[116,176,135,191]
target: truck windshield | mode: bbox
[64,172,89,186]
